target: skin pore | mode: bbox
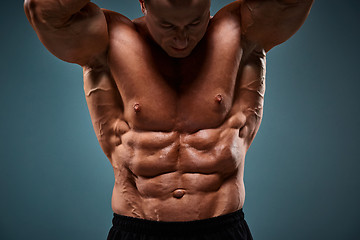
[140,0,211,58]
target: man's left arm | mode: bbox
[238,0,314,52]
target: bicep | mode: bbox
[25,2,108,66]
[240,0,313,52]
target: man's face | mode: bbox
[142,0,211,58]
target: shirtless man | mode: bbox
[24,0,313,239]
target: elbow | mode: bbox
[24,0,40,24]
[24,0,70,28]
[24,0,37,13]
[24,0,35,24]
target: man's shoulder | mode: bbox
[101,9,149,46]
[101,9,137,32]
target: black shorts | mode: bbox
[107,209,253,240]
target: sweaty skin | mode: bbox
[24,0,313,221]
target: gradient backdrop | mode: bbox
[1,0,360,239]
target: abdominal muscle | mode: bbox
[110,125,247,221]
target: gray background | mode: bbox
[1,0,359,239]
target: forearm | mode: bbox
[24,0,108,66]
[24,0,91,27]
[238,0,313,51]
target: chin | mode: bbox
[168,51,191,58]
[166,47,193,58]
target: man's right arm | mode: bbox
[24,0,108,66]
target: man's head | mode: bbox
[139,0,211,58]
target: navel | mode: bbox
[173,189,185,199]
[133,103,141,113]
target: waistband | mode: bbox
[111,209,245,236]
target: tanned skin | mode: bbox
[24,0,313,221]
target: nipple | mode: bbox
[133,103,141,113]
[173,189,185,199]
[215,94,223,104]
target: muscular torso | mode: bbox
[83,9,266,221]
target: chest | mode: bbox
[114,57,243,133]
[108,23,243,132]
[123,80,236,133]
